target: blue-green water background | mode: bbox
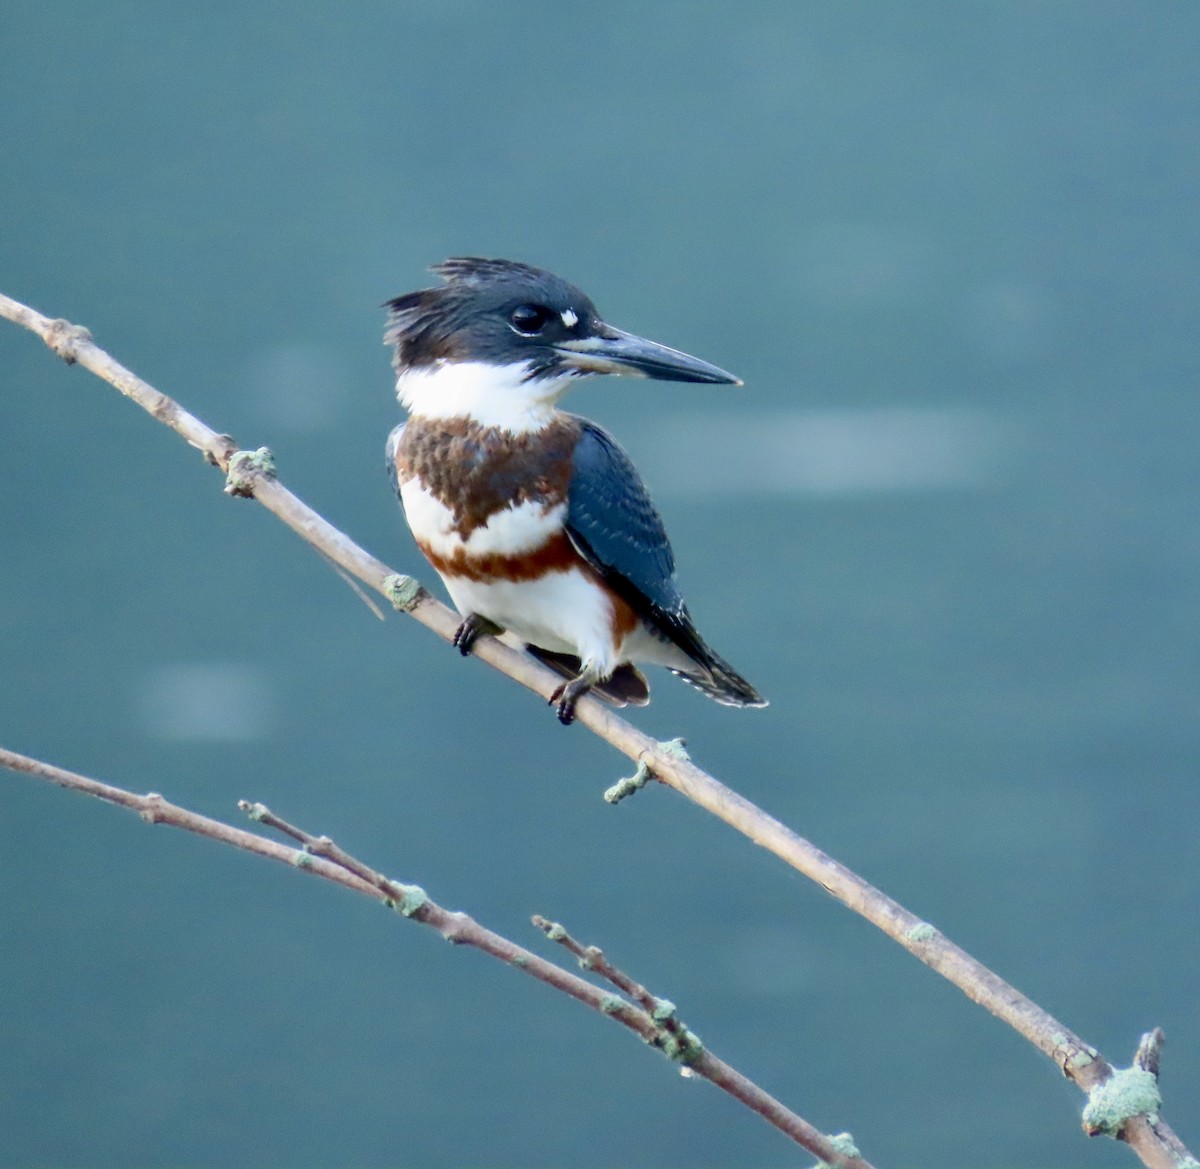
[1,4,1197,1166]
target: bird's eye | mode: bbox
[510,304,553,335]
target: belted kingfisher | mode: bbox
[384,257,767,724]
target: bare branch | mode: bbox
[533,914,706,1064]
[1134,1028,1166,1080]
[0,745,872,1169]
[1,292,1193,1168]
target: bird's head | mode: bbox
[385,258,739,428]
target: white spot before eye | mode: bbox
[561,309,578,329]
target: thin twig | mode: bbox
[0,745,872,1169]
[529,914,871,1166]
[1135,1029,1166,1080]
[1,292,1192,1168]
[533,915,702,1061]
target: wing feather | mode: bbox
[566,419,709,659]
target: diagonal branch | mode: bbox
[1,292,1192,1169]
[530,915,867,1168]
[0,745,873,1169]
[533,914,707,1065]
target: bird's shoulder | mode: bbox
[565,416,684,620]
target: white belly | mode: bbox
[443,568,620,675]
[400,475,697,678]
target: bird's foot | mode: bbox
[452,614,499,657]
[549,675,593,725]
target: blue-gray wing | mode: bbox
[568,419,768,709]
[566,419,689,625]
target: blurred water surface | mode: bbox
[1,4,1197,1167]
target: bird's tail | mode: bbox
[524,646,651,708]
[671,647,767,708]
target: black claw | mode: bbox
[549,677,592,725]
[453,614,489,656]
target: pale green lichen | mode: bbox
[605,739,690,803]
[392,885,427,918]
[604,760,650,804]
[224,447,276,496]
[1068,1047,1096,1071]
[543,921,566,942]
[905,921,936,944]
[382,573,422,612]
[661,1027,703,1065]
[651,999,678,1024]
[657,737,690,763]
[1081,1066,1162,1137]
[290,850,313,870]
[511,954,529,968]
[814,1131,861,1167]
[599,994,627,1016]
[45,318,92,364]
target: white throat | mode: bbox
[395,360,578,432]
